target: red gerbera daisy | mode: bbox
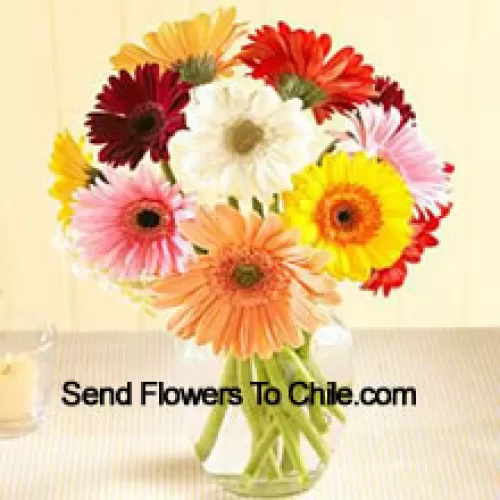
[240,22,376,124]
[362,200,452,297]
[86,64,191,169]
[371,76,416,128]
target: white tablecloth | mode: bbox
[0,329,498,500]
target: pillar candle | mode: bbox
[0,353,38,421]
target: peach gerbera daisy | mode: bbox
[152,205,341,359]
[111,7,246,85]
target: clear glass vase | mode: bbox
[174,315,353,498]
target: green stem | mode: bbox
[255,357,295,474]
[160,161,177,185]
[253,356,269,384]
[285,345,346,425]
[281,442,295,473]
[264,356,330,464]
[302,358,346,424]
[298,338,330,426]
[251,358,282,476]
[282,347,317,384]
[296,340,311,361]
[242,425,281,486]
[252,358,310,485]
[238,360,261,445]
[281,421,299,473]
[238,360,281,479]
[195,356,236,462]
[288,346,330,433]
[308,400,329,434]
[269,407,309,484]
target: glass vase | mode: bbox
[174,315,353,498]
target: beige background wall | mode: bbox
[0,0,497,332]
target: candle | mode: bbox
[0,352,38,422]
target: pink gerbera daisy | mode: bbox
[337,103,448,215]
[72,164,195,281]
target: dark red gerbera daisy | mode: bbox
[362,182,453,297]
[371,76,416,128]
[86,64,191,169]
[240,22,376,124]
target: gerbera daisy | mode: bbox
[111,7,246,85]
[152,204,340,359]
[282,152,413,282]
[169,78,316,206]
[240,22,375,124]
[371,76,415,129]
[86,64,191,169]
[362,203,452,295]
[49,130,101,226]
[71,163,195,281]
[337,103,448,215]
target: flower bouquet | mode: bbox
[48,6,453,497]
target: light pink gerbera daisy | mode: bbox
[72,164,195,281]
[335,103,448,215]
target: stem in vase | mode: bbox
[263,356,330,464]
[241,425,281,485]
[238,359,282,479]
[285,344,346,424]
[195,356,236,462]
[248,357,310,486]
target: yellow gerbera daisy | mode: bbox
[282,152,413,282]
[49,130,93,226]
[111,7,246,85]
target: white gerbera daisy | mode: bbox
[169,78,316,206]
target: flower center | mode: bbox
[330,202,359,231]
[232,263,264,288]
[209,248,291,306]
[277,74,327,109]
[136,209,162,229]
[129,102,165,140]
[226,120,265,155]
[123,200,171,239]
[174,55,217,85]
[316,184,382,245]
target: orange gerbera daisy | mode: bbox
[111,7,246,85]
[152,205,341,359]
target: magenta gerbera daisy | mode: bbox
[86,64,191,169]
[71,163,195,281]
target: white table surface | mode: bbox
[0,329,498,500]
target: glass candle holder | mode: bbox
[0,313,56,438]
